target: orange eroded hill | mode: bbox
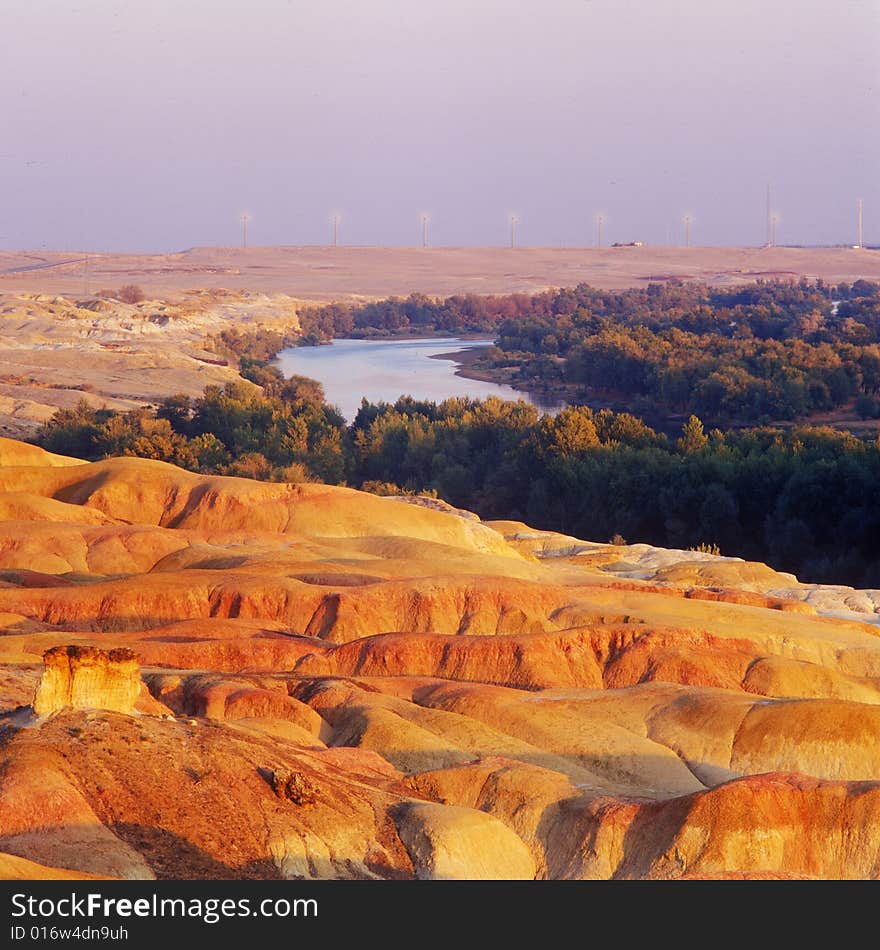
[0,438,879,880]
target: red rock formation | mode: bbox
[0,438,879,880]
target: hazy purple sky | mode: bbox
[2,0,877,251]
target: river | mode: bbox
[273,338,566,422]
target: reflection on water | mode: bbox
[274,338,567,422]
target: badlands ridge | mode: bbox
[0,437,879,879]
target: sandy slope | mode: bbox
[0,289,303,435]
[0,439,879,879]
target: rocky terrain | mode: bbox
[0,436,879,880]
[0,290,301,436]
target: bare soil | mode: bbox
[2,245,879,299]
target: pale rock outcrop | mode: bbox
[33,645,141,716]
[394,802,536,880]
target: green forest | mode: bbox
[297,278,880,427]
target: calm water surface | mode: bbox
[274,338,566,422]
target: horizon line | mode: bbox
[1,243,876,257]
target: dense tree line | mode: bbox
[37,371,347,484]
[550,328,880,423]
[211,326,299,363]
[298,279,880,343]
[35,382,880,587]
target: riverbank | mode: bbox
[429,345,496,383]
[431,345,572,413]
[341,330,495,344]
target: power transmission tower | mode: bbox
[683,215,691,248]
[241,213,249,249]
[509,214,519,248]
[858,198,864,249]
[332,213,340,248]
[596,214,603,248]
[771,214,778,249]
[421,213,429,248]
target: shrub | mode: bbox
[117,284,146,304]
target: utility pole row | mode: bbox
[229,198,867,249]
